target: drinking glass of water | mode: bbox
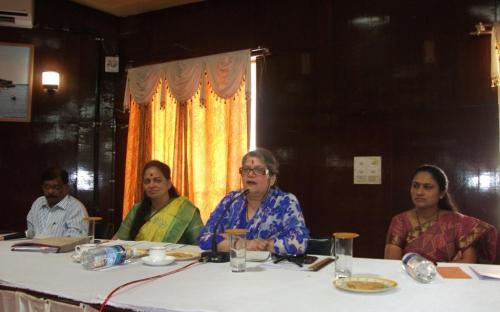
[333,232,359,279]
[226,228,247,272]
[84,216,102,243]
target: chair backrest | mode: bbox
[306,237,333,256]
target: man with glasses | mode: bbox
[26,167,88,238]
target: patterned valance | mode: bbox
[124,49,251,108]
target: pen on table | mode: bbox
[309,257,335,272]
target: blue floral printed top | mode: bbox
[198,187,310,254]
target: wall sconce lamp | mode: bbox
[42,71,60,92]
[469,22,492,36]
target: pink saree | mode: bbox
[386,211,498,263]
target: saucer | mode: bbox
[142,255,175,266]
[71,252,82,263]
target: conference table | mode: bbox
[1,240,500,312]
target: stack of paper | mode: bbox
[470,266,500,279]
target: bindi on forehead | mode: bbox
[244,156,265,168]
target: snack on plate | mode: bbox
[345,281,386,290]
[167,251,195,258]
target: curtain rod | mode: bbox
[126,47,271,71]
[251,46,270,56]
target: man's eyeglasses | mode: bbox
[239,167,269,176]
[271,253,318,268]
[42,184,63,191]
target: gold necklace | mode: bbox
[416,210,439,229]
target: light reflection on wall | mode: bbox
[465,171,499,191]
[77,169,94,191]
[349,15,391,28]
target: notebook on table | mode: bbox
[11,236,90,253]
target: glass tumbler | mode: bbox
[84,216,102,243]
[225,228,247,272]
[333,232,359,279]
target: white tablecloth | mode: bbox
[1,240,500,312]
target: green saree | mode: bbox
[116,197,203,244]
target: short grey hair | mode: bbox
[241,148,279,176]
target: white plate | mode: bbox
[246,251,271,262]
[334,276,398,293]
[142,255,175,266]
[71,252,82,263]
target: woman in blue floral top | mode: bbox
[198,148,309,254]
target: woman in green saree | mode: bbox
[114,160,203,244]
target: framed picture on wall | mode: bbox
[0,42,34,122]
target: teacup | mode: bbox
[149,246,167,262]
[74,243,97,257]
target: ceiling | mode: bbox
[70,0,204,17]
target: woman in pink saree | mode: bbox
[385,165,497,263]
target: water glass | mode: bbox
[226,228,247,272]
[84,216,102,243]
[333,232,359,279]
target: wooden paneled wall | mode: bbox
[0,0,120,237]
[117,0,500,261]
[0,0,498,262]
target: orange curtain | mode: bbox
[123,77,248,222]
[122,97,153,218]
